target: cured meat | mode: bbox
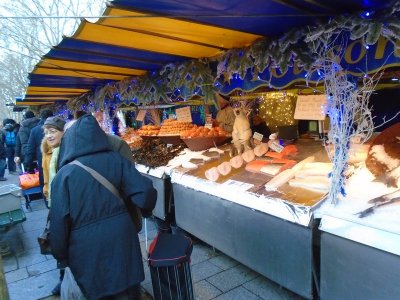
[265,144,298,159]
[189,158,205,165]
[366,123,400,187]
[264,151,285,159]
[292,156,315,172]
[259,159,296,176]
[282,144,298,156]
[295,162,332,178]
[265,168,296,191]
[230,155,244,169]
[217,161,232,176]
[254,143,269,157]
[205,167,220,182]
[242,149,255,163]
[245,160,269,173]
[181,161,198,169]
[288,176,330,193]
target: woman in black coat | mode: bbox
[50,115,157,300]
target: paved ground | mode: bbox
[0,172,305,300]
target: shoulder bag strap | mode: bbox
[69,160,124,206]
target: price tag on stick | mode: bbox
[294,95,327,121]
[253,132,263,141]
[175,106,192,123]
[136,110,147,122]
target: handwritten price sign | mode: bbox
[175,106,192,123]
[294,95,327,121]
[136,110,147,122]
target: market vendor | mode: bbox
[251,115,271,142]
[215,94,235,133]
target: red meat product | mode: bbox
[230,155,244,169]
[245,160,269,173]
[217,161,232,176]
[265,144,299,159]
[254,143,269,157]
[242,149,255,163]
[205,167,220,182]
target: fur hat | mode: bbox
[44,116,66,131]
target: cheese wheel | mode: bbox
[217,161,232,176]
[242,149,255,163]
[254,143,269,157]
[230,155,244,169]
[205,167,220,182]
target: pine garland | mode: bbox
[66,0,400,108]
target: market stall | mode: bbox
[17,1,400,299]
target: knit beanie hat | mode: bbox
[24,111,35,119]
[44,116,66,131]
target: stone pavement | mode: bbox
[0,172,305,300]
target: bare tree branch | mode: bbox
[0,0,107,119]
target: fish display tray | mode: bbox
[182,136,231,151]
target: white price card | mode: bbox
[253,132,263,141]
[136,110,147,122]
[294,95,327,120]
[222,180,254,191]
[175,106,192,123]
[205,114,213,129]
[205,113,212,124]
[270,141,284,153]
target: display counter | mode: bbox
[318,172,400,300]
[319,215,400,300]
[136,164,172,220]
[170,140,329,299]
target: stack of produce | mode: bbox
[137,125,161,136]
[132,138,185,168]
[158,119,195,136]
[180,126,228,138]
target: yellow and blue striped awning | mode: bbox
[22,0,391,105]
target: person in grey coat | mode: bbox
[50,115,157,300]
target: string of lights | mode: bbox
[0,13,329,20]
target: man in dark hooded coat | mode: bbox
[49,115,157,300]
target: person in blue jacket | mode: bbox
[49,115,157,300]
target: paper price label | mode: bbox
[294,95,327,120]
[253,132,263,141]
[205,123,213,129]
[270,141,284,153]
[205,113,212,124]
[136,110,147,122]
[175,106,192,123]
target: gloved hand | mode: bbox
[141,209,153,218]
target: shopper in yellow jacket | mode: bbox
[40,116,66,296]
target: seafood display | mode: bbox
[132,138,185,168]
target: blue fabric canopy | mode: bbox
[22,0,393,105]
